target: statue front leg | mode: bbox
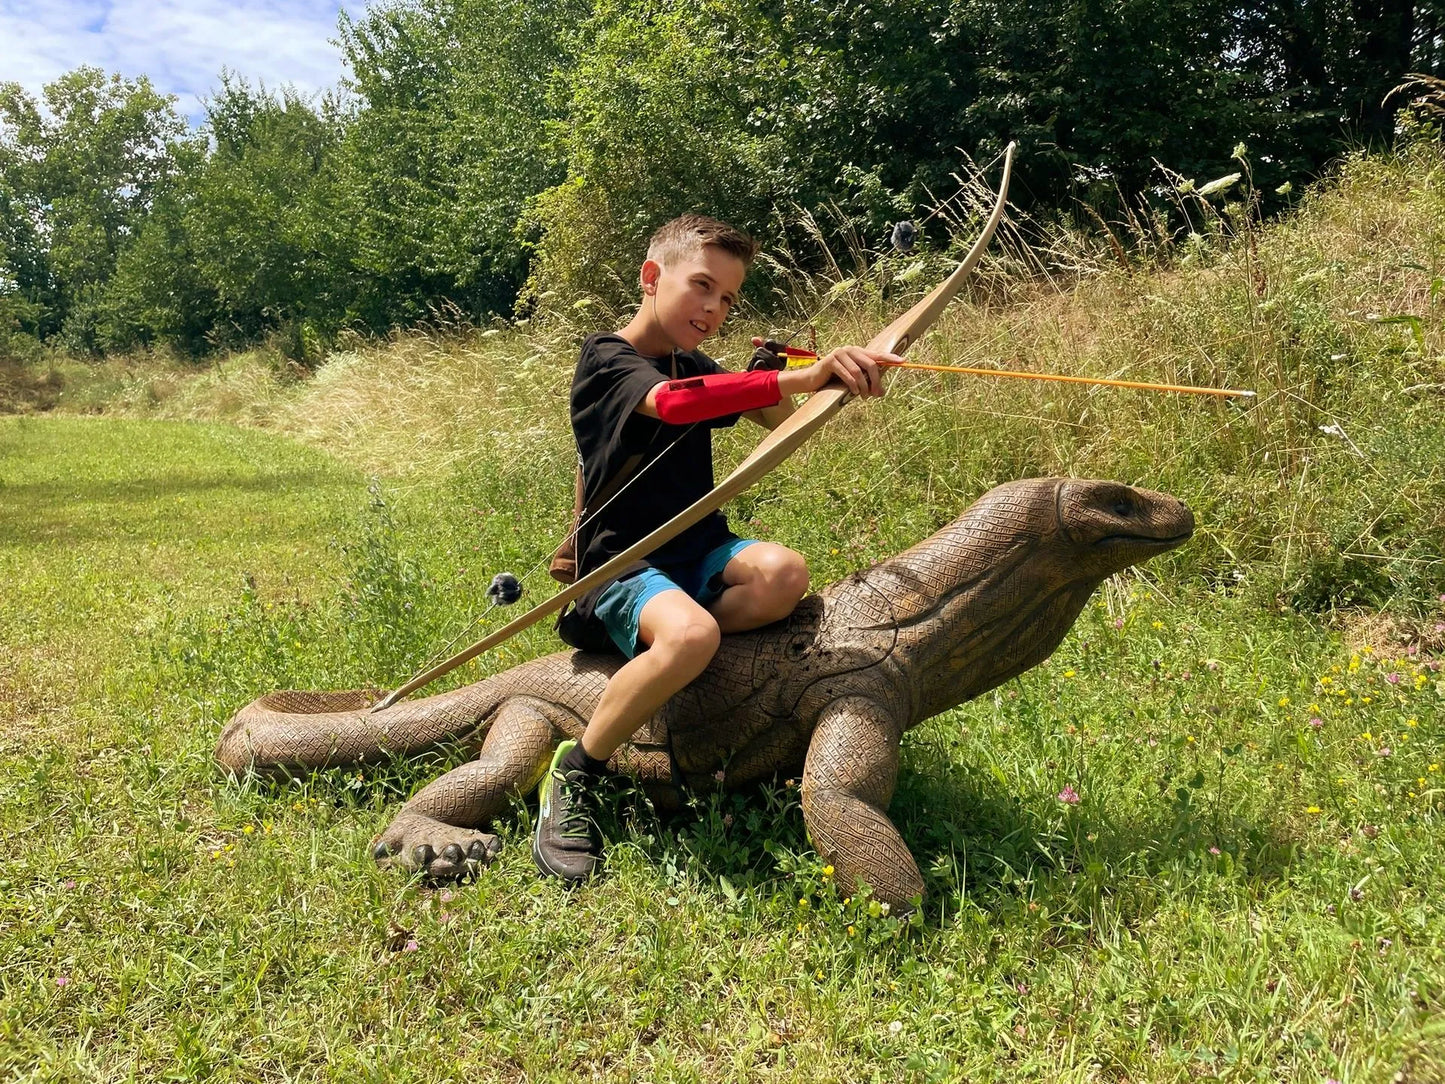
[373,697,558,878]
[801,696,923,910]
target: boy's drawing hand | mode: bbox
[791,345,899,398]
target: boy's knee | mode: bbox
[654,614,721,666]
[753,549,808,609]
[773,554,809,602]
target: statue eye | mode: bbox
[1113,500,1132,517]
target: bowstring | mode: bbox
[413,412,704,676]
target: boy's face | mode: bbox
[641,245,747,352]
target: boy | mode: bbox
[533,214,900,882]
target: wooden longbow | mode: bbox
[372,141,1017,711]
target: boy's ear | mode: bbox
[639,259,662,295]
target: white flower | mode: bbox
[1197,172,1241,197]
[888,1020,903,1035]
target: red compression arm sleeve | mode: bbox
[653,370,781,425]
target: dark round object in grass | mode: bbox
[487,572,522,606]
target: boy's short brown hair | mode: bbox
[646,214,759,269]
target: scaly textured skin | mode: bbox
[217,477,1193,906]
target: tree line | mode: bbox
[0,0,1432,360]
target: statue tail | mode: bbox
[214,680,506,776]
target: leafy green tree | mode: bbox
[0,69,188,351]
[99,136,218,354]
[335,0,588,327]
[527,0,998,310]
[184,76,353,348]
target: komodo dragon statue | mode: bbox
[218,477,1193,907]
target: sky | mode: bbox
[0,0,371,127]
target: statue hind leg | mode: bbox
[372,697,558,878]
[801,696,924,910]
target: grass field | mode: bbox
[3,146,1444,1080]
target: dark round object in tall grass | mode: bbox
[890,221,917,253]
[487,572,523,605]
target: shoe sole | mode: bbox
[531,833,593,884]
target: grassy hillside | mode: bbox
[2,146,1442,1080]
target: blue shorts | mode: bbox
[593,538,759,658]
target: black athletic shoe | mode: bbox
[532,740,603,882]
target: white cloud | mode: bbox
[0,0,370,125]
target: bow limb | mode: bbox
[373,141,1016,711]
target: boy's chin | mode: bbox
[670,327,710,351]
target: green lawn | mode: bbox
[2,413,1441,1081]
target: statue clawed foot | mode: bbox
[372,810,503,880]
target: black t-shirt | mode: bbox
[571,333,743,580]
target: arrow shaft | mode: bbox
[876,360,1253,398]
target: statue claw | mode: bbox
[372,812,504,880]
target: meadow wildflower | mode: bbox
[1058,785,1081,805]
[1387,673,1401,685]
[888,1020,903,1035]
[56,975,70,988]
[1306,805,1323,814]
[403,938,420,952]
[1309,718,1324,729]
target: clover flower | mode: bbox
[1058,785,1081,805]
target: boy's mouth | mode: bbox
[689,320,710,335]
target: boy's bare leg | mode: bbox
[708,542,809,634]
[580,590,721,760]
[534,590,720,882]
